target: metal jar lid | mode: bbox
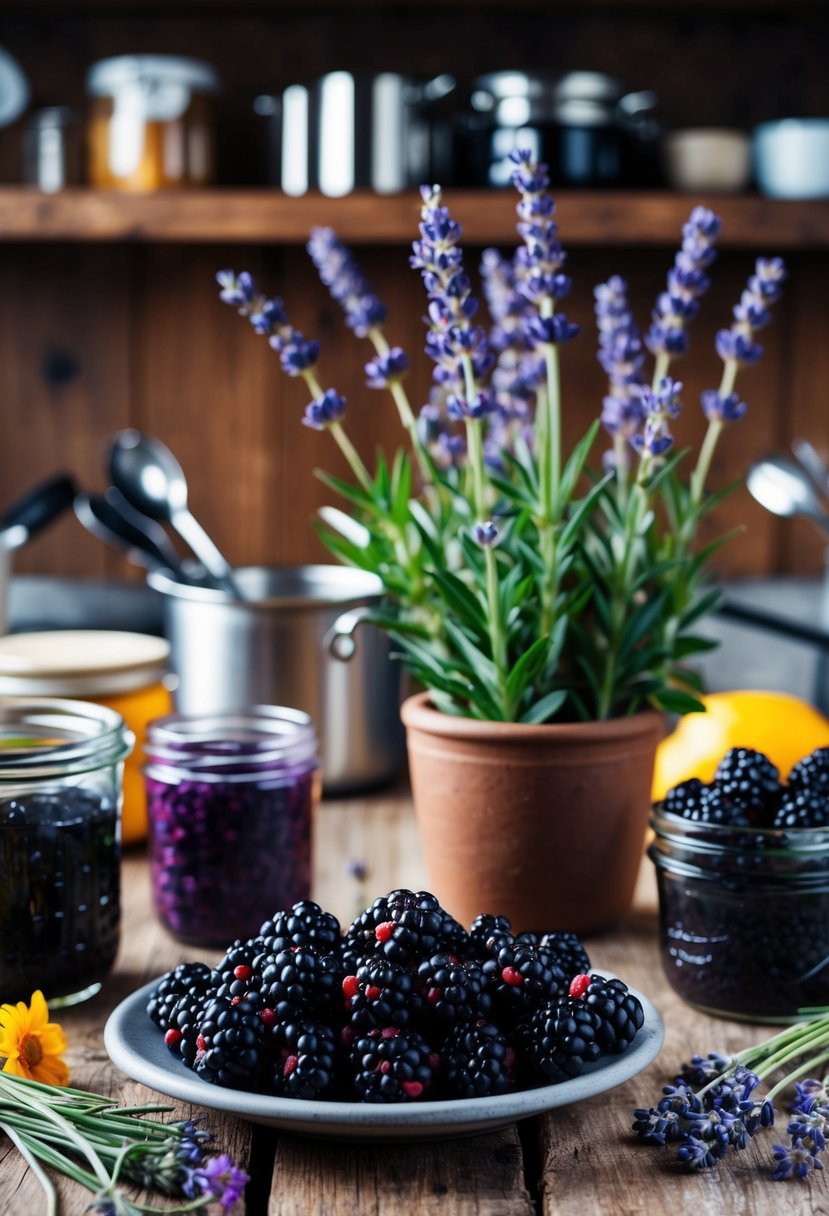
[86,55,220,96]
[0,630,170,696]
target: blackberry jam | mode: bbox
[650,809,829,1021]
[0,699,132,1006]
[144,708,319,947]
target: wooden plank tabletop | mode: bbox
[1,785,825,1214]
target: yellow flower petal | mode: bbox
[2,1056,28,1079]
[33,1054,69,1087]
[28,990,48,1031]
[37,1024,68,1056]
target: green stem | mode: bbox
[596,483,648,719]
[328,420,373,495]
[484,546,509,717]
[652,352,671,388]
[368,326,434,487]
[0,1073,112,1190]
[766,1049,829,1105]
[0,1121,57,1216]
[688,360,737,510]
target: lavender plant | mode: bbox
[216,152,785,724]
[633,1013,829,1181]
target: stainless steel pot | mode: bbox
[147,564,405,794]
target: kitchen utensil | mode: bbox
[108,429,238,594]
[147,564,404,794]
[747,455,829,538]
[106,974,663,1137]
[0,46,29,127]
[753,118,829,199]
[74,488,190,579]
[664,128,751,193]
[792,437,829,502]
[23,107,82,193]
[0,473,77,635]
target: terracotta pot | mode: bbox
[401,692,665,937]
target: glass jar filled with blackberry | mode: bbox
[0,698,133,1006]
[650,746,829,1022]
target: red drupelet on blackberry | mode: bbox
[343,889,444,967]
[443,1019,517,1098]
[416,953,492,1032]
[483,942,568,1019]
[343,957,421,1032]
[350,1026,440,1102]
[256,946,344,1021]
[212,938,268,1001]
[537,931,591,981]
[164,987,217,1066]
[789,748,829,795]
[269,1020,338,1100]
[193,994,269,1089]
[571,974,644,1053]
[519,996,603,1084]
[147,961,215,1031]
[259,900,342,955]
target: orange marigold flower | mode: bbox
[0,990,69,1086]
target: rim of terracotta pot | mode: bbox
[400,690,665,743]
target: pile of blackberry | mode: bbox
[656,746,829,831]
[146,890,644,1103]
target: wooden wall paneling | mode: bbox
[775,253,829,578]
[135,243,283,569]
[0,242,132,576]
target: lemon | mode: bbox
[652,690,829,800]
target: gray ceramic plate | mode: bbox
[104,977,664,1140]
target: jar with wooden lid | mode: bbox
[86,54,219,190]
[0,631,172,842]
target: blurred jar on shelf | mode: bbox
[23,107,83,192]
[86,54,219,190]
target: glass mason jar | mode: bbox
[650,808,829,1022]
[144,708,319,947]
[0,698,133,1006]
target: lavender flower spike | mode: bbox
[646,206,722,363]
[594,274,646,452]
[713,255,787,370]
[509,149,578,344]
[302,388,347,431]
[631,378,683,462]
[307,227,387,337]
[364,347,409,389]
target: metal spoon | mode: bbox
[74,488,191,581]
[108,430,239,595]
[792,437,829,503]
[747,455,829,539]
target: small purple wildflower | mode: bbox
[195,1153,250,1209]
[307,227,388,337]
[474,520,500,547]
[631,377,683,460]
[278,335,320,376]
[216,269,256,308]
[772,1139,825,1181]
[792,1079,829,1112]
[787,1103,828,1152]
[700,389,747,423]
[302,389,347,431]
[715,329,763,365]
[527,314,580,347]
[645,206,722,360]
[446,389,495,421]
[677,1131,727,1169]
[364,347,409,389]
[346,858,369,883]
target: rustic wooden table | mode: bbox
[1,786,822,1214]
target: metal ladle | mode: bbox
[747,455,829,539]
[74,488,191,581]
[108,429,239,595]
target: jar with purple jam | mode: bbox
[649,808,829,1022]
[144,707,319,946]
[0,698,133,1006]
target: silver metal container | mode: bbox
[147,564,404,794]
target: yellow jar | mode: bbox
[0,631,172,843]
[86,55,219,190]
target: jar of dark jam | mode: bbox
[144,707,319,947]
[0,698,133,1006]
[650,808,829,1022]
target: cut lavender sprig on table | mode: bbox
[634,1012,829,1180]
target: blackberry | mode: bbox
[468,913,513,959]
[661,778,708,821]
[714,748,782,824]
[350,1026,439,1102]
[687,783,751,828]
[257,947,343,1021]
[520,996,603,1084]
[483,942,568,1019]
[537,932,590,981]
[572,974,643,1054]
[342,958,420,1032]
[194,995,269,1089]
[259,900,342,955]
[443,1019,516,1099]
[147,962,214,1030]
[417,953,491,1031]
[269,1020,338,1100]
[164,988,216,1066]
[212,938,267,1001]
[789,749,829,795]
[343,889,444,967]
[773,789,829,830]
[437,910,470,957]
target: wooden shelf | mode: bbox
[1,188,828,247]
